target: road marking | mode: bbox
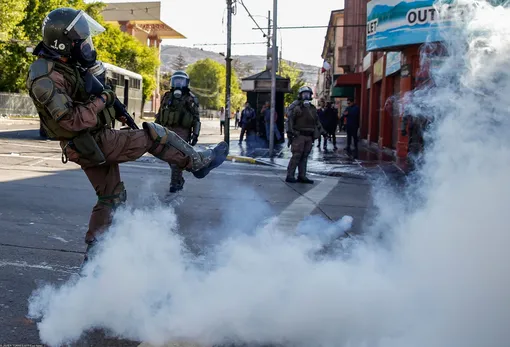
[275,177,338,232]
[0,158,291,180]
[0,260,77,274]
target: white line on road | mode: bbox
[275,177,338,232]
[138,177,338,347]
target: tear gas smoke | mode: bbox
[28,1,510,346]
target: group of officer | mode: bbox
[25,6,346,267]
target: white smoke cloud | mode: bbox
[28,1,510,346]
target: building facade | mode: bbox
[328,0,370,114]
[362,0,448,158]
[317,10,344,102]
[101,1,186,115]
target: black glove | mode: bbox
[101,88,116,108]
[189,134,199,146]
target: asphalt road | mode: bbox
[0,123,372,346]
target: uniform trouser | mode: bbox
[318,129,337,147]
[346,126,359,150]
[265,122,282,142]
[167,126,191,188]
[62,128,192,244]
[286,135,314,179]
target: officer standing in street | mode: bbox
[155,71,200,193]
[26,7,228,266]
[286,86,325,184]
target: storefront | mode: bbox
[364,0,451,158]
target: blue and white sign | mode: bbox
[366,0,454,51]
[385,51,401,76]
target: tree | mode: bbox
[0,0,160,103]
[0,0,28,39]
[160,72,172,92]
[186,58,245,112]
[171,53,187,72]
[279,60,305,106]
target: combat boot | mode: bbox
[80,240,97,271]
[298,177,314,184]
[192,142,229,179]
[286,176,297,183]
[169,177,185,193]
[143,123,228,179]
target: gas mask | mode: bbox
[173,89,182,98]
[301,91,312,101]
[71,36,97,69]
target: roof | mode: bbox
[103,62,142,80]
[321,9,344,60]
[101,1,186,39]
[242,69,290,81]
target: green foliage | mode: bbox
[0,0,28,38]
[160,72,172,92]
[279,60,305,106]
[186,58,245,112]
[0,0,160,102]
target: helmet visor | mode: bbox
[301,91,312,100]
[171,76,188,89]
[66,11,105,40]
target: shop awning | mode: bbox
[334,72,362,87]
[331,86,355,98]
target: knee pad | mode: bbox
[143,121,202,167]
[97,181,127,209]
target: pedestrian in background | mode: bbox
[343,98,360,157]
[239,102,256,142]
[219,106,225,135]
[318,101,338,150]
[234,109,240,129]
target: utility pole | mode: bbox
[224,0,233,147]
[267,10,271,48]
[269,0,277,157]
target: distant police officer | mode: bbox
[155,71,201,193]
[286,86,325,184]
[26,7,228,266]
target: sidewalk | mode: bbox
[225,132,409,180]
[1,116,409,180]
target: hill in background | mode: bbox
[160,45,320,85]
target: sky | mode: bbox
[92,0,346,67]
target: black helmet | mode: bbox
[41,8,105,67]
[170,71,190,89]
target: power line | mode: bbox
[252,24,367,30]
[193,42,266,47]
[238,0,267,37]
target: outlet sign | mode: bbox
[366,0,455,51]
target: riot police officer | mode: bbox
[286,86,325,184]
[26,7,228,266]
[155,71,200,193]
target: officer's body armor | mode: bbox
[26,57,115,140]
[292,102,318,134]
[157,91,197,129]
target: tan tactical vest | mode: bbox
[293,103,317,132]
[159,93,195,129]
[27,58,115,140]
